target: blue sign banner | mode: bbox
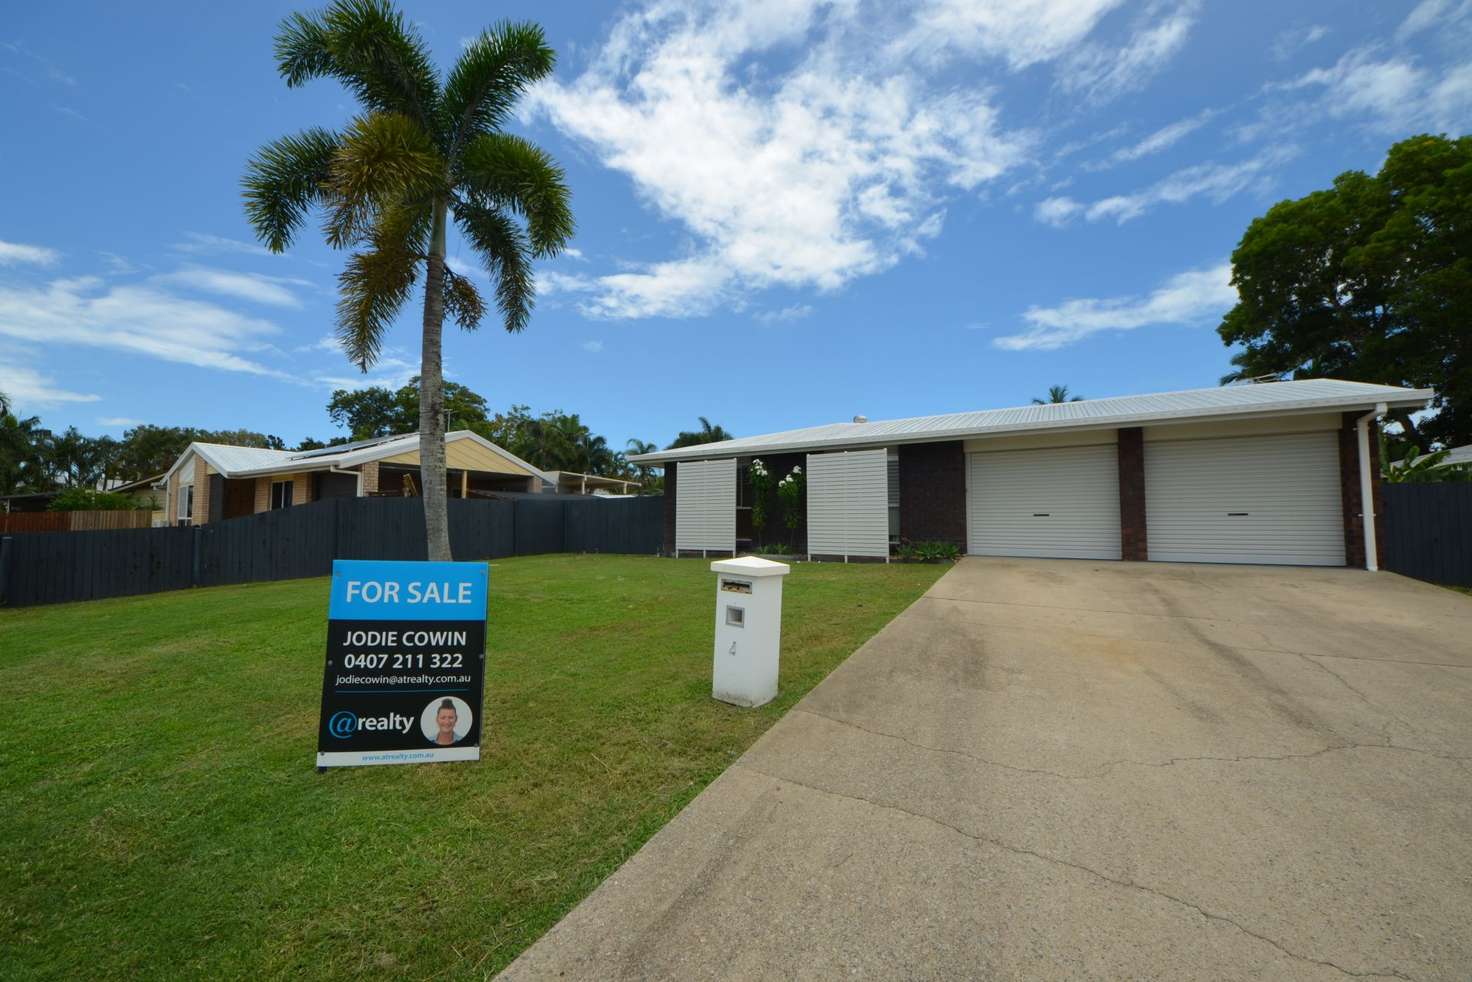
[328,559,489,622]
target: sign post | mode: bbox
[316,559,488,769]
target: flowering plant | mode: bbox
[749,458,771,530]
[777,465,804,530]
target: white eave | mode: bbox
[629,379,1436,464]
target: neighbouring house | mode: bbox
[107,474,168,525]
[1420,444,1472,468]
[163,430,552,526]
[629,378,1433,570]
[542,470,641,496]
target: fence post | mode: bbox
[191,526,203,587]
[0,535,11,606]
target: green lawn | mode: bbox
[0,554,945,979]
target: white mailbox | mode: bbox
[710,556,790,707]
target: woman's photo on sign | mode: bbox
[420,696,474,746]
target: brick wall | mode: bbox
[662,462,676,554]
[360,461,380,494]
[292,473,311,507]
[254,477,270,514]
[1338,411,1385,569]
[897,441,966,550]
[1117,427,1147,561]
[192,458,210,527]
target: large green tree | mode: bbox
[327,379,489,439]
[1219,133,1472,448]
[243,0,573,560]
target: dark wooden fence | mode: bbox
[1380,483,1472,587]
[0,494,663,607]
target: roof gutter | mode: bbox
[1356,403,1387,572]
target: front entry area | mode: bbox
[965,444,1121,560]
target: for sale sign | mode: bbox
[316,559,488,768]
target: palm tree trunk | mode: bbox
[420,198,452,562]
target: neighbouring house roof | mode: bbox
[544,470,641,491]
[629,378,1435,464]
[1413,444,1472,467]
[164,431,553,485]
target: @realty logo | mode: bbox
[328,710,358,739]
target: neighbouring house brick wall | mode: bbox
[166,469,180,525]
[1117,427,1147,561]
[662,462,676,554]
[292,473,311,506]
[1338,411,1385,569]
[192,458,210,526]
[360,461,380,494]
[898,441,966,550]
[254,477,270,514]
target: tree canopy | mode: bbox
[667,417,734,449]
[1219,133,1472,448]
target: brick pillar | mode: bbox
[1339,411,1384,569]
[662,462,677,555]
[360,461,379,494]
[293,472,311,506]
[1117,427,1147,561]
[897,441,965,551]
[191,458,210,526]
[254,477,270,513]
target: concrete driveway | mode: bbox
[502,559,1472,981]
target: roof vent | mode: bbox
[852,415,868,423]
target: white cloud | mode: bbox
[445,255,479,278]
[98,251,142,274]
[562,247,585,260]
[581,339,605,353]
[754,303,814,323]
[1044,147,1296,226]
[1272,48,1472,133]
[895,0,1125,70]
[172,232,273,257]
[536,269,598,295]
[98,416,143,427]
[1059,1,1199,103]
[1271,24,1328,61]
[1034,196,1083,226]
[530,0,1040,318]
[1398,0,1472,40]
[0,363,100,408]
[0,275,287,377]
[995,262,1235,350]
[1087,109,1215,170]
[151,267,309,308]
[0,240,60,266]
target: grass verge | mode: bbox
[0,554,945,979]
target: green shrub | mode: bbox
[47,488,149,512]
[896,539,959,562]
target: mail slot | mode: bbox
[709,556,790,708]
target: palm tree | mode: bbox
[668,416,734,449]
[625,438,658,484]
[243,1,573,560]
[1032,385,1083,404]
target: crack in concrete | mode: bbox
[736,761,1421,982]
[792,707,1471,782]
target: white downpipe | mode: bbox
[1355,402,1387,572]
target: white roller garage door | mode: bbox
[1144,431,1345,566]
[966,445,1121,560]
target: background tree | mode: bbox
[1219,133,1472,448]
[667,417,733,449]
[1032,385,1082,404]
[0,409,49,495]
[327,379,489,438]
[244,0,573,560]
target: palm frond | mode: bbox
[242,128,340,252]
[274,0,440,131]
[442,268,487,330]
[454,201,534,333]
[324,112,444,248]
[458,133,574,257]
[442,22,555,153]
[336,243,419,370]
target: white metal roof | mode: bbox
[165,431,553,483]
[630,379,1435,464]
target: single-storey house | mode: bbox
[629,379,1433,571]
[163,430,552,526]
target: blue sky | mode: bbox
[2,1,1470,452]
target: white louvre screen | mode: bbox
[675,458,736,552]
[806,449,890,559]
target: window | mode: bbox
[270,480,294,510]
[177,485,193,525]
